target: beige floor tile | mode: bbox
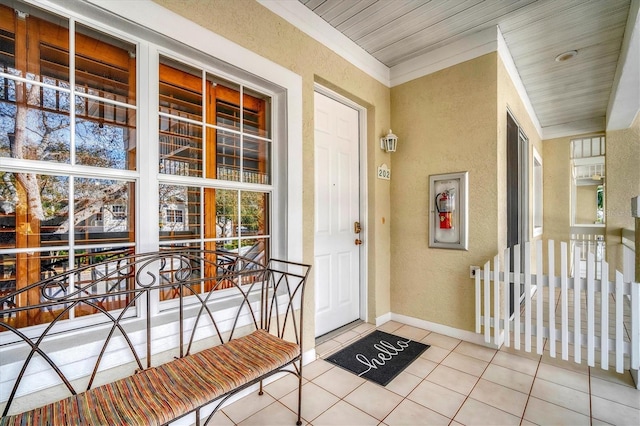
[238,401,302,426]
[344,381,403,421]
[332,329,360,344]
[210,322,640,426]
[280,381,339,423]
[454,341,497,362]
[384,371,423,397]
[312,365,366,398]
[499,342,542,362]
[590,376,640,409]
[315,339,342,357]
[264,374,302,400]
[407,379,466,418]
[392,324,431,341]
[454,398,521,426]
[403,356,438,378]
[441,351,489,377]
[302,359,334,381]
[426,364,478,395]
[530,378,590,415]
[204,411,234,426]
[420,332,461,350]
[420,344,450,363]
[352,322,376,334]
[377,321,403,334]
[536,362,589,392]
[491,350,539,376]
[589,365,636,387]
[523,396,591,425]
[540,351,590,375]
[591,395,640,425]
[383,399,450,426]
[312,400,378,425]
[481,363,534,394]
[469,379,528,417]
[222,391,276,424]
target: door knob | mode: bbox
[355,238,363,245]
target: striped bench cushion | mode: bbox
[1,330,300,426]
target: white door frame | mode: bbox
[313,83,368,326]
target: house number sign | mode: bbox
[377,163,391,180]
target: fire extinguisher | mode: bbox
[436,190,455,229]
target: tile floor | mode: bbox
[212,321,640,425]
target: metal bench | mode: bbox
[0,249,310,425]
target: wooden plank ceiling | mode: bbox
[299,0,631,136]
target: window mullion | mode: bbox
[139,42,159,255]
[69,17,76,167]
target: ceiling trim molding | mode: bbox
[542,117,607,140]
[607,0,640,131]
[257,0,390,87]
[496,28,543,140]
[389,26,497,87]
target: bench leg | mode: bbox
[296,360,303,426]
[259,379,264,395]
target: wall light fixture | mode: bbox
[380,129,398,153]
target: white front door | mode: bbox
[314,91,361,337]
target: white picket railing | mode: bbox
[475,240,639,377]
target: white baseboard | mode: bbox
[375,312,391,327]
[302,348,317,365]
[375,312,501,349]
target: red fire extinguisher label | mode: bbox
[439,211,453,229]
[436,191,454,230]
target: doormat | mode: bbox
[324,330,429,386]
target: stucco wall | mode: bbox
[606,112,640,274]
[544,114,639,278]
[542,135,574,246]
[389,53,498,331]
[389,52,542,332]
[576,185,599,224]
[152,0,392,349]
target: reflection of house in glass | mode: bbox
[159,185,189,233]
[88,205,129,232]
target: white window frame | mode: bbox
[0,0,303,338]
[532,147,543,237]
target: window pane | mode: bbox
[72,247,135,318]
[243,87,270,139]
[159,57,202,121]
[0,251,69,328]
[75,24,136,105]
[215,129,240,182]
[0,172,69,249]
[74,178,134,245]
[207,75,240,129]
[159,184,201,240]
[0,4,70,83]
[75,101,136,170]
[0,98,71,162]
[159,117,202,177]
[243,136,270,184]
[240,191,268,236]
[215,189,238,238]
[239,238,268,267]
